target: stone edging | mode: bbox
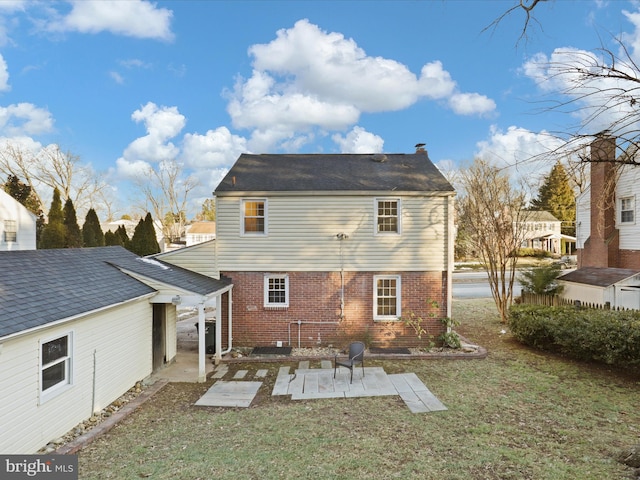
[55,380,169,455]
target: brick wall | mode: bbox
[220,270,448,348]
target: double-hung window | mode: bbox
[373,275,401,320]
[41,333,73,401]
[620,196,635,224]
[242,199,267,235]
[264,274,289,308]
[375,198,400,234]
[3,220,17,242]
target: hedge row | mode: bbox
[509,304,640,366]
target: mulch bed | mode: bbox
[369,347,411,355]
[250,346,293,356]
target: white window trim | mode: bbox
[264,274,289,308]
[374,198,402,235]
[373,275,401,321]
[619,195,635,225]
[40,332,74,404]
[3,219,17,243]
[241,198,268,236]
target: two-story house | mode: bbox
[213,150,455,348]
[0,188,37,250]
[519,210,574,255]
[559,134,640,309]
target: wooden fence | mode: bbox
[519,292,633,311]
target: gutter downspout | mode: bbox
[197,303,206,382]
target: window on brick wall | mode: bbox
[620,196,635,224]
[242,199,267,235]
[264,274,288,308]
[375,198,401,234]
[373,275,401,320]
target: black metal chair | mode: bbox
[334,341,365,383]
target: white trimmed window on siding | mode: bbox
[242,199,267,235]
[375,198,401,234]
[3,220,16,242]
[264,274,289,308]
[40,333,73,402]
[374,275,401,320]
[620,196,635,224]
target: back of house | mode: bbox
[213,150,455,348]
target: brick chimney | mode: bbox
[580,134,619,268]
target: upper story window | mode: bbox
[373,275,401,320]
[620,196,635,224]
[41,333,73,402]
[375,198,401,234]
[264,274,289,308]
[242,199,267,235]
[3,220,16,242]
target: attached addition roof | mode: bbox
[558,267,640,287]
[0,246,231,339]
[215,152,455,194]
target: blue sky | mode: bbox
[0,0,638,218]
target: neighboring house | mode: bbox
[519,210,575,255]
[213,150,456,348]
[0,246,231,454]
[560,134,640,309]
[185,221,216,247]
[0,188,37,251]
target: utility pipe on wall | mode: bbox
[288,320,340,348]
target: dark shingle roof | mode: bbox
[214,152,454,194]
[558,267,640,287]
[0,246,231,339]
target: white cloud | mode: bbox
[448,93,496,116]
[109,71,124,84]
[118,102,185,171]
[0,103,53,136]
[48,0,174,41]
[181,127,247,169]
[227,19,495,152]
[0,54,10,91]
[332,126,384,153]
[115,157,151,178]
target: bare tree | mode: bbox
[134,159,198,247]
[485,0,549,43]
[458,158,531,323]
[0,142,110,219]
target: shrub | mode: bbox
[513,248,552,258]
[509,304,640,366]
[518,263,564,295]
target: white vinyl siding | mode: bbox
[156,240,218,278]
[616,165,640,250]
[0,299,153,454]
[575,186,590,250]
[216,194,451,272]
[374,275,401,320]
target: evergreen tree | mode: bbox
[104,230,119,246]
[39,188,66,249]
[82,208,105,247]
[116,225,130,248]
[130,212,160,256]
[63,198,83,248]
[530,162,576,236]
[4,175,46,241]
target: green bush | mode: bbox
[515,248,553,258]
[509,304,640,366]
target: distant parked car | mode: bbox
[554,255,577,269]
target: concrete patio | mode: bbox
[195,359,447,413]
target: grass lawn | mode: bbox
[78,299,640,479]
